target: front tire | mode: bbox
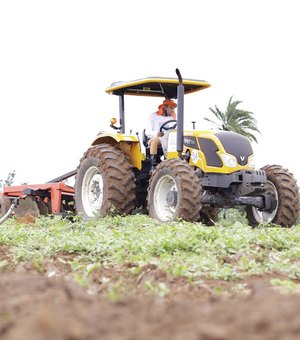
[246,164,300,227]
[75,144,136,218]
[147,158,201,222]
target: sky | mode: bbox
[1,0,300,186]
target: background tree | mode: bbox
[4,170,16,186]
[204,96,260,143]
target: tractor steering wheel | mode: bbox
[159,119,177,132]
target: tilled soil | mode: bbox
[1,245,300,339]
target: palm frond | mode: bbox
[205,96,260,142]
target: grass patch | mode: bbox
[1,213,300,281]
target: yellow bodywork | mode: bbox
[92,130,254,174]
[91,133,144,170]
[166,131,254,174]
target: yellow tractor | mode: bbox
[74,69,300,227]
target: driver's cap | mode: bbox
[162,99,177,108]
[156,99,177,116]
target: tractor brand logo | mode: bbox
[184,137,195,146]
[240,156,245,161]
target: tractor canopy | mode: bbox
[105,77,210,98]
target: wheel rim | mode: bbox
[153,174,178,221]
[81,166,104,217]
[251,181,278,224]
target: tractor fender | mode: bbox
[91,133,144,170]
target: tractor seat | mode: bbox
[142,129,151,157]
[142,129,150,148]
[142,129,163,160]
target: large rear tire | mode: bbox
[246,164,300,227]
[147,158,201,222]
[75,144,136,218]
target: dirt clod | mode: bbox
[1,256,300,339]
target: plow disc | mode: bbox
[14,197,40,221]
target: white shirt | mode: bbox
[145,112,174,138]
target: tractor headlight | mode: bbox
[248,155,255,168]
[220,154,237,168]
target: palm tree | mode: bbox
[204,96,260,143]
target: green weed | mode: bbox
[1,214,300,282]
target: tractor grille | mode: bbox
[198,138,222,167]
[215,131,253,166]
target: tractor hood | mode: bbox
[213,131,253,166]
[166,130,255,174]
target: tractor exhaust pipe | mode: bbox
[176,68,184,158]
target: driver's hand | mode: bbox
[157,131,164,137]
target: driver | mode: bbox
[146,99,177,162]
